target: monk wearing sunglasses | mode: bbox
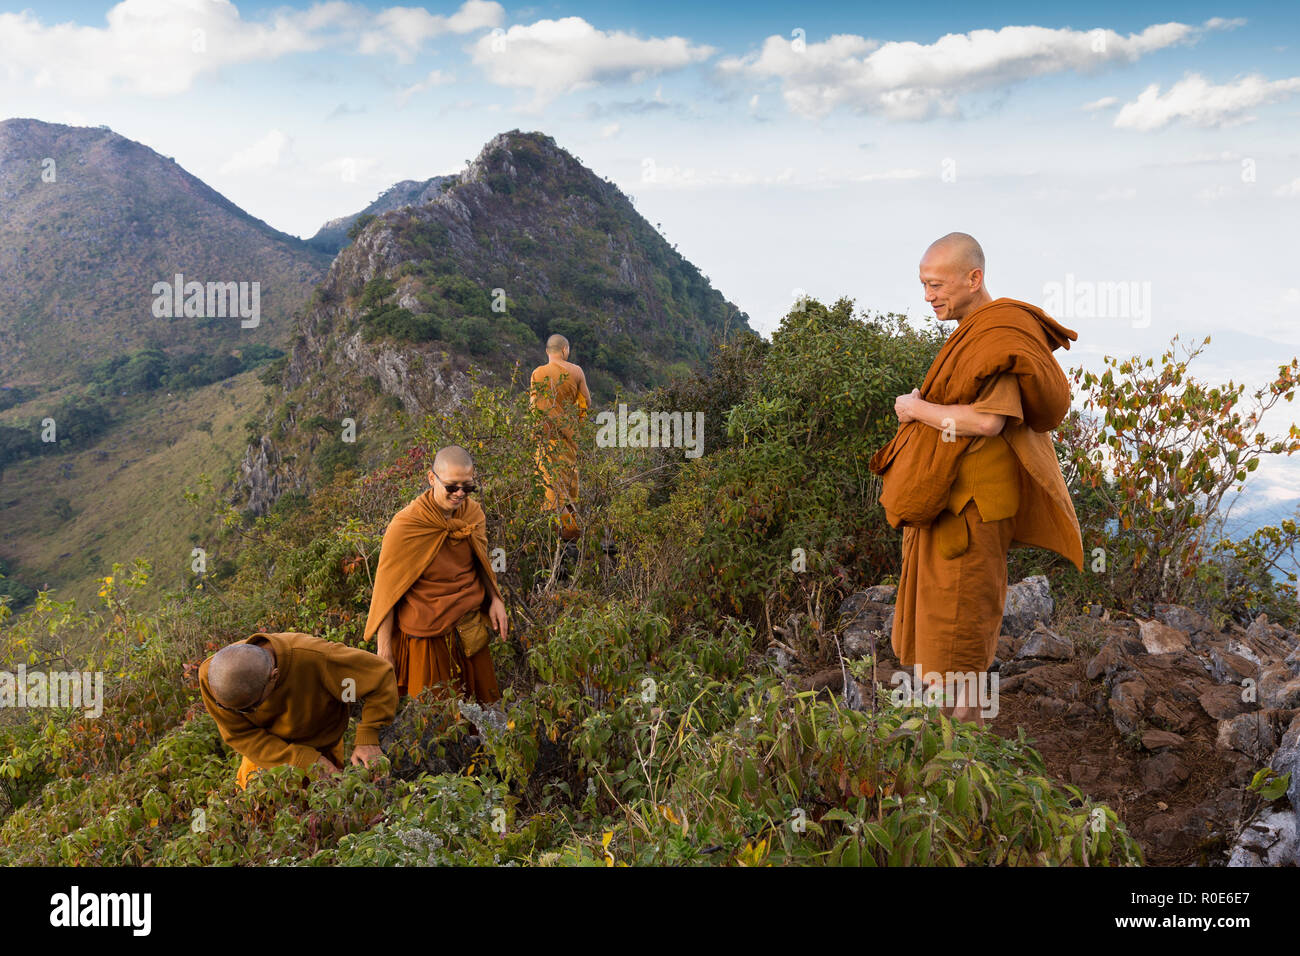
[362,445,509,703]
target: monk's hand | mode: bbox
[489,597,509,641]
[350,744,383,768]
[315,754,343,776]
[895,388,921,423]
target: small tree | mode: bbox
[1070,334,1300,618]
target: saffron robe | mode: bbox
[363,492,503,702]
[198,631,397,789]
[871,299,1084,676]
[530,359,590,537]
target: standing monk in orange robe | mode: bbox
[530,334,591,544]
[199,632,397,789]
[869,233,1084,726]
[363,445,509,705]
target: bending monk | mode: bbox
[869,232,1084,727]
[530,334,590,544]
[363,444,508,704]
[199,632,397,789]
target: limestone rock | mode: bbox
[1001,575,1054,638]
[1140,619,1190,655]
[1015,625,1075,661]
[1198,684,1251,721]
[1110,680,1148,735]
[1228,811,1300,867]
[1215,713,1276,756]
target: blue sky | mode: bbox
[3,1,1300,535]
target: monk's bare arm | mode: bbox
[900,392,1005,437]
[376,608,395,665]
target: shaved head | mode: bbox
[432,445,474,474]
[546,334,569,356]
[207,643,274,709]
[919,232,991,322]
[924,233,985,275]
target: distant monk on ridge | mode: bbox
[363,444,508,706]
[869,232,1083,726]
[530,334,591,557]
[199,632,396,789]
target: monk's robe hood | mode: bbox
[869,297,1078,528]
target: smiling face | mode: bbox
[919,238,986,322]
[427,463,475,513]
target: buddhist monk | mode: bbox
[199,632,397,789]
[530,334,591,552]
[869,233,1084,727]
[363,445,508,706]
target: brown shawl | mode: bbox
[869,298,1077,528]
[362,491,503,643]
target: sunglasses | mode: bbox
[433,472,477,495]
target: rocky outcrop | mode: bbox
[236,129,749,515]
[832,574,1300,866]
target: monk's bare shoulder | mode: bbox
[559,359,588,385]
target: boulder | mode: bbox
[1270,713,1300,811]
[861,585,897,604]
[1207,645,1258,685]
[1198,684,1251,721]
[1154,603,1215,639]
[1228,811,1300,867]
[1151,697,1193,733]
[837,591,872,621]
[1141,729,1186,751]
[840,622,878,659]
[1140,752,1190,791]
[1259,665,1300,710]
[1001,575,1054,638]
[1140,619,1190,655]
[1015,625,1075,661]
[1110,680,1148,735]
[1085,640,1123,681]
[1215,712,1276,756]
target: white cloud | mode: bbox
[718,21,1216,120]
[1114,73,1300,130]
[397,69,455,104]
[317,155,381,182]
[1083,96,1118,111]
[358,1,502,61]
[0,0,499,96]
[469,17,714,105]
[1273,177,1300,197]
[599,122,621,138]
[219,128,288,174]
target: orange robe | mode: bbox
[870,298,1084,677]
[363,492,503,704]
[197,631,397,789]
[530,359,589,539]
